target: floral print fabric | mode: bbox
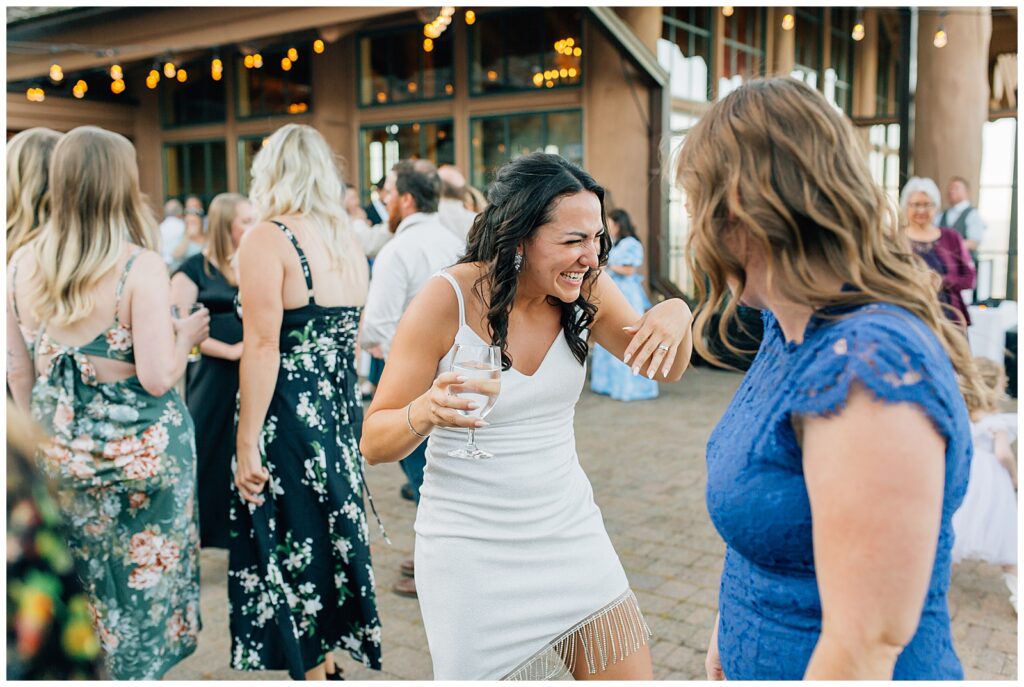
[28,250,201,679]
[227,222,382,679]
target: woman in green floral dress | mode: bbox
[230,124,382,680]
[6,126,211,680]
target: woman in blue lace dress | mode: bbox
[676,79,981,679]
[590,209,658,401]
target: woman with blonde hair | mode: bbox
[678,79,976,679]
[229,123,380,680]
[6,125,209,679]
[171,192,256,548]
[6,127,61,261]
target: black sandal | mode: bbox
[325,667,344,681]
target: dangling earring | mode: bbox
[514,251,523,273]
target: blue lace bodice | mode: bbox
[706,303,971,680]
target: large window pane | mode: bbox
[470,8,583,94]
[720,8,765,98]
[826,8,855,113]
[163,141,227,206]
[237,135,269,195]
[660,8,712,102]
[161,58,226,128]
[359,120,455,202]
[470,110,582,189]
[666,112,702,296]
[977,118,1017,299]
[792,8,823,90]
[237,43,313,118]
[358,25,454,106]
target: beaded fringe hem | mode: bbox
[500,589,651,681]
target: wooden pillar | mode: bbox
[913,9,992,202]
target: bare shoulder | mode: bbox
[238,221,289,256]
[124,248,168,292]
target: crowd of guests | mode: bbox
[5,76,1016,682]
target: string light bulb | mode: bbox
[281,57,292,71]
[244,54,255,69]
[313,39,325,54]
[26,87,45,102]
[465,10,476,25]
[110,64,123,80]
[253,53,263,68]
[176,69,187,83]
[49,63,63,82]
[75,79,88,93]
[781,13,795,31]
[722,6,734,17]
[164,61,176,78]
[933,27,948,48]
[423,38,434,52]
[111,79,125,94]
[287,47,298,61]
[211,57,223,81]
[852,19,865,41]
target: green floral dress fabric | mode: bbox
[27,250,202,679]
[228,222,382,678]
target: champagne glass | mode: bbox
[447,344,501,460]
[171,304,204,363]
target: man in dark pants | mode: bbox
[360,160,463,597]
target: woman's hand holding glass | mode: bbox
[622,298,693,379]
[171,304,210,361]
[412,371,492,432]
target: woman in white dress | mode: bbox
[952,357,1018,611]
[361,153,693,680]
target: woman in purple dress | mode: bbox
[899,176,976,328]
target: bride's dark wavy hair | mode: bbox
[459,153,610,371]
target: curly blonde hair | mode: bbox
[676,77,984,410]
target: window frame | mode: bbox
[161,138,228,208]
[234,45,315,122]
[466,7,585,98]
[662,8,714,103]
[357,117,456,204]
[159,57,228,130]
[720,7,768,84]
[468,108,584,190]
[355,22,456,109]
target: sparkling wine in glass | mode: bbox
[447,344,501,460]
[171,304,204,363]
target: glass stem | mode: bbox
[467,427,477,450]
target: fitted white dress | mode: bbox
[951,413,1018,566]
[414,271,650,680]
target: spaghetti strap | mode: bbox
[272,220,315,304]
[436,270,467,329]
[113,248,143,324]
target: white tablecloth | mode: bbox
[968,301,1018,362]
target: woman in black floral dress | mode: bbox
[229,123,381,680]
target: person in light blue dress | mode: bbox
[590,209,659,401]
[677,78,980,680]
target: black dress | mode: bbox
[175,254,242,549]
[227,222,382,678]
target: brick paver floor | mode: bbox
[166,366,1017,680]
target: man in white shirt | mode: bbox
[360,159,462,598]
[158,199,186,268]
[436,164,478,243]
[938,176,986,256]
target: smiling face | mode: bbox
[906,191,936,229]
[520,191,604,303]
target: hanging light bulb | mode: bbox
[253,53,263,68]
[287,47,298,62]
[423,38,434,52]
[164,61,176,78]
[111,79,125,94]
[110,64,123,80]
[73,84,86,99]
[146,75,158,89]
[49,63,63,82]
[781,13,795,31]
[281,57,292,71]
[75,79,88,93]
[722,6,734,17]
[933,27,948,48]
[465,10,476,25]
[852,19,865,41]
[244,54,255,69]
[176,69,188,83]
[313,39,325,54]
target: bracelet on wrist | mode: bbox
[406,401,430,439]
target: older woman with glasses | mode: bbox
[899,177,976,328]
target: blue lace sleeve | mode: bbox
[609,237,644,267]
[790,306,963,446]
